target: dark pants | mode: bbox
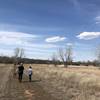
[18,73,23,82]
[29,74,32,82]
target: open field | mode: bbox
[1,64,100,100]
[0,64,57,100]
[25,64,100,100]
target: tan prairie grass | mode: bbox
[25,64,100,100]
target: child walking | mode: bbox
[28,66,33,82]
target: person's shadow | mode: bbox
[23,79,42,83]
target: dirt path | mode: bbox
[0,65,12,98]
[0,65,57,100]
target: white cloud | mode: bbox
[0,31,60,49]
[0,31,59,48]
[0,31,37,45]
[0,31,61,59]
[45,36,66,43]
[24,43,58,49]
[77,32,100,40]
[95,16,100,24]
[66,43,73,46]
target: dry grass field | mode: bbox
[25,64,100,100]
[1,64,100,100]
[0,64,57,100]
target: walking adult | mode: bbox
[18,63,24,82]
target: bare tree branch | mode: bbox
[58,45,73,67]
[52,53,58,67]
[13,48,25,64]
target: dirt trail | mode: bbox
[0,65,57,100]
[0,65,12,98]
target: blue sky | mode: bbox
[0,0,100,61]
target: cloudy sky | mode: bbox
[0,0,100,61]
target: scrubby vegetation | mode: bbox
[26,64,100,100]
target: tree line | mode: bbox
[0,55,96,66]
[0,56,52,64]
[0,45,100,67]
[51,45,100,67]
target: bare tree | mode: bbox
[58,45,73,67]
[58,48,66,66]
[13,48,25,64]
[14,48,20,63]
[13,47,25,75]
[13,48,20,75]
[95,46,100,66]
[52,53,58,67]
[19,48,25,60]
[65,45,73,65]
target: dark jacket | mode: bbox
[18,65,24,74]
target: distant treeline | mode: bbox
[0,56,98,66]
[0,56,52,64]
